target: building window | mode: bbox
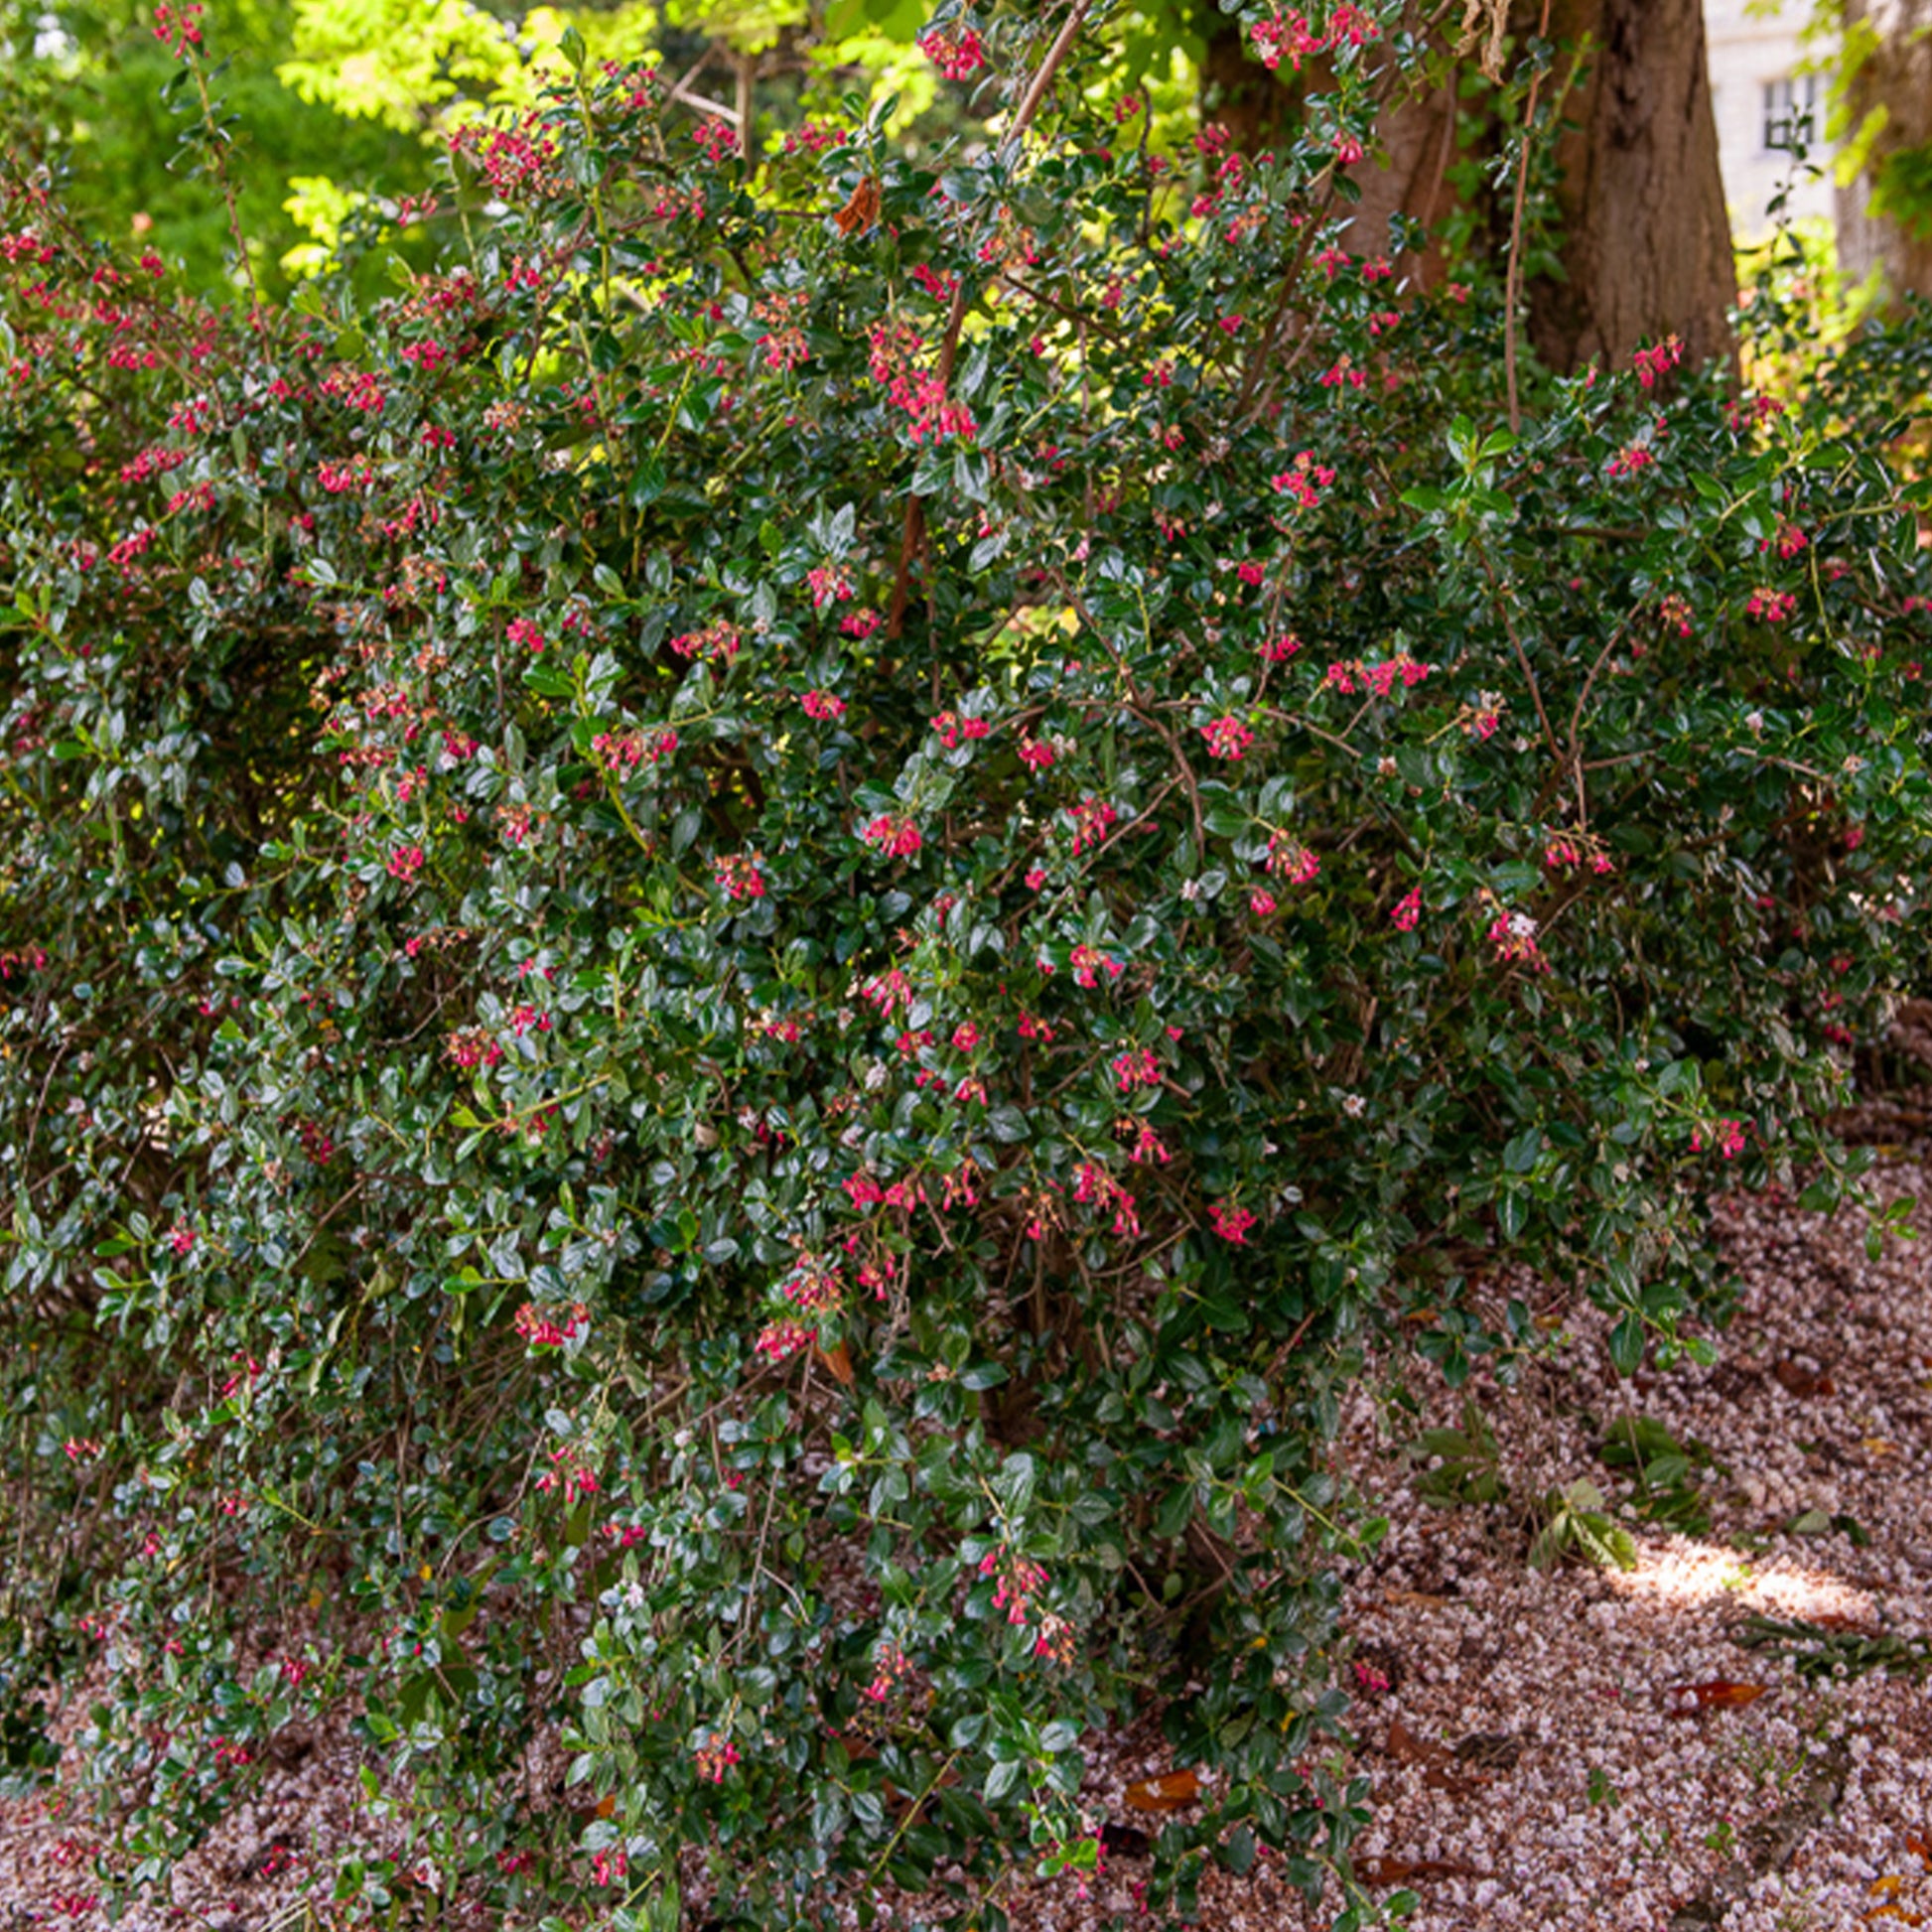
[1762,74,1820,152]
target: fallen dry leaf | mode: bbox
[1386,1717,1445,1764]
[1124,1768,1200,1812]
[833,175,882,237]
[815,1339,856,1386]
[1357,1856,1483,1885]
[1910,1831,1932,1868]
[1774,1359,1837,1398]
[1665,1679,1767,1717]
[1385,1587,1454,1608]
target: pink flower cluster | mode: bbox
[714,853,766,901]
[1249,6,1378,73]
[920,26,985,79]
[1691,1118,1748,1159]
[514,1299,590,1348]
[1066,795,1118,854]
[1209,1200,1257,1245]
[931,710,991,749]
[1199,715,1253,760]
[862,813,922,859]
[807,564,853,610]
[1487,912,1550,972]
[1074,1161,1141,1237]
[1746,588,1797,623]
[801,688,847,721]
[1267,834,1320,885]
[1545,838,1614,876]
[670,619,741,664]
[1389,888,1421,931]
[1632,336,1684,389]
[868,321,976,445]
[1112,1046,1160,1092]
[1070,943,1124,990]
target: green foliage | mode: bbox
[1528,1481,1637,1574]
[0,1,1928,1926]
[0,0,436,296]
[1596,1414,1716,1534]
[1408,1398,1507,1507]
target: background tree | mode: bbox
[1831,0,1932,300]
[1191,0,1735,369]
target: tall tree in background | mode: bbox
[1833,0,1932,299]
[1195,0,1735,370]
[1529,0,1736,370]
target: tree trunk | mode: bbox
[1834,0,1932,301]
[1527,0,1737,372]
[1198,0,1737,371]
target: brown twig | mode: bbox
[1502,0,1555,434]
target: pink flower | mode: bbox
[714,854,766,901]
[1249,888,1277,915]
[1333,134,1365,166]
[1746,588,1797,623]
[1070,944,1123,990]
[931,710,992,750]
[1235,560,1266,587]
[1691,1118,1748,1160]
[1631,337,1684,389]
[1025,867,1046,890]
[1199,714,1254,760]
[801,688,846,721]
[862,814,922,859]
[807,565,854,610]
[1209,1200,1257,1245]
[1019,738,1054,769]
[387,845,425,883]
[1268,835,1319,885]
[952,1022,980,1051]
[167,1225,197,1258]
[919,25,984,79]
[1112,1046,1160,1091]
[1066,796,1118,854]
[1389,889,1421,931]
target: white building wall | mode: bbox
[1704,0,1836,238]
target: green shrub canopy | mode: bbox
[1,7,1927,1926]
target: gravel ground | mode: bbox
[5,1129,1929,1931]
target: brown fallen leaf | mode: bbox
[1811,1610,1881,1634]
[1386,1717,1444,1764]
[1385,1587,1454,1608]
[1774,1359,1837,1399]
[1863,1906,1925,1925]
[1665,1679,1766,1717]
[833,175,882,237]
[815,1339,856,1386]
[1124,1768,1200,1812]
[1909,1831,1932,1868]
[1356,1856,1482,1886]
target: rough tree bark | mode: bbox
[1195,0,1737,372]
[1834,0,1932,301]
[1527,0,1737,372]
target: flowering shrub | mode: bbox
[0,6,1928,1928]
